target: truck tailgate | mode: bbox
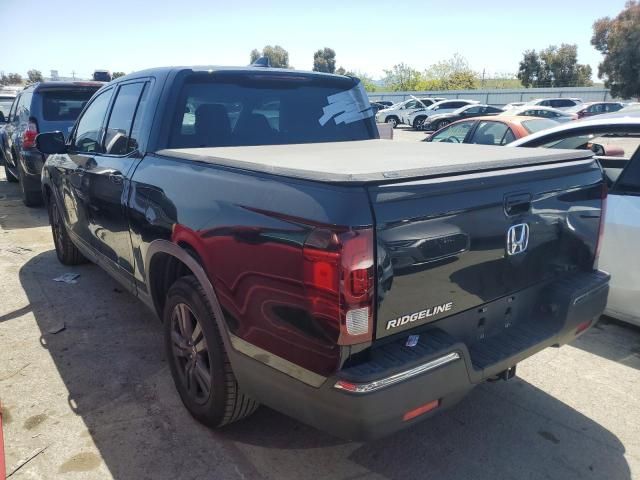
[369,156,604,339]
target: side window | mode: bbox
[8,96,19,122]
[464,106,482,114]
[72,89,113,153]
[470,121,509,145]
[539,100,551,107]
[129,83,150,152]
[16,92,33,121]
[404,100,418,109]
[608,103,623,113]
[429,121,475,143]
[103,83,146,155]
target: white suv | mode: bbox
[525,98,583,111]
[375,97,445,128]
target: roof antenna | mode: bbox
[250,56,271,68]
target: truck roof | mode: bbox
[159,140,593,183]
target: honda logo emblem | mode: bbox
[506,223,529,255]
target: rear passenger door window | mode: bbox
[103,82,147,155]
[470,121,511,145]
[72,89,113,153]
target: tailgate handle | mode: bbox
[504,193,532,216]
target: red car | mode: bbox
[423,115,559,145]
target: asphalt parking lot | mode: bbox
[0,154,639,479]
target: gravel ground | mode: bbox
[1,167,639,480]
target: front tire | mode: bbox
[385,116,399,128]
[48,195,87,265]
[436,119,450,131]
[413,116,426,130]
[164,275,258,428]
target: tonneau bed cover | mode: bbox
[158,139,593,183]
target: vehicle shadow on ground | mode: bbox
[0,177,49,230]
[572,316,640,370]
[18,251,632,480]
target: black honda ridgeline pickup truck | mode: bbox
[36,66,609,440]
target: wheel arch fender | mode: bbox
[144,239,234,353]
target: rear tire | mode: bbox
[48,195,87,265]
[164,275,258,428]
[17,161,43,207]
[4,164,18,183]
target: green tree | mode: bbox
[517,44,592,87]
[313,48,336,73]
[249,45,290,68]
[382,63,422,91]
[517,50,548,87]
[335,66,347,75]
[421,53,479,90]
[26,69,43,84]
[0,72,23,85]
[112,71,126,79]
[592,1,640,99]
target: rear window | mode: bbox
[169,73,377,148]
[41,89,99,121]
[521,118,559,134]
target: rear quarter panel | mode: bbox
[129,154,373,376]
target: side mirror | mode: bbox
[36,131,67,155]
[0,112,6,123]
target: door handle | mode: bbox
[108,172,124,184]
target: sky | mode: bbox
[0,0,628,81]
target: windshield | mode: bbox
[169,73,378,148]
[0,97,14,117]
[521,118,560,133]
[41,89,99,121]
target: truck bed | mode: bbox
[158,140,592,183]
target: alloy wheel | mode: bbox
[170,302,212,405]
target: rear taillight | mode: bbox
[22,119,38,149]
[303,228,375,345]
[594,182,608,267]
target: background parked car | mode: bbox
[375,97,444,128]
[506,105,577,123]
[567,102,624,119]
[502,102,526,110]
[506,114,640,327]
[525,97,583,110]
[424,115,558,145]
[420,104,504,131]
[1,81,102,206]
[93,70,112,82]
[0,91,16,123]
[370,101,388,114]
[407,99,479,129]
